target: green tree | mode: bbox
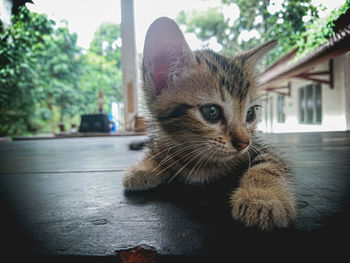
[89,22,122,69]
[177,0,319,65]
[79,22,123,114]
[34,25,84,128]
[177,8,233,49]
[295,0,350,59]
[78,52,123,114]
[0,6,55,136]
[0,7,85,136]
[0,7,123,137]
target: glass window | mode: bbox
[299,88,305,123]
[299,83,322,124]
[315,83,322,124]
[306,84,314,124]
[277,94,285,123]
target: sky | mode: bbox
[27,0,346,53]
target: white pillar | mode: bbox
[121,0,138,131]
[345,52,350,130]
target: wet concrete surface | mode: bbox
[0,132,349,261]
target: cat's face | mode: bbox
[142,17,276,162]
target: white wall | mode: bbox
[258,51,349,133]
[345,51,350,130]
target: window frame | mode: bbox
[277,94,286,123]
[298,83,322,124]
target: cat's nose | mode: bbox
[230,126,249,152]
[231,139,249,152]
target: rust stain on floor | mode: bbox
[116,246,157,263]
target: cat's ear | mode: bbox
[237,40,277,67]
[143,17,196,95]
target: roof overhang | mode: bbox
[258,24,350,90]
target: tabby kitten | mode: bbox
[123,17,297,230]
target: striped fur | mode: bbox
[123,17,296,231]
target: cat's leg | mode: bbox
[230,162,297,230]
[123,152,170,191]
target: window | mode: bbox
[299,88,305,123]
[299,83,322,124]
[277,94,285,123]
[315,85,322,123]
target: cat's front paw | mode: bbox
[123,168,161,191]
[231,188,297,231]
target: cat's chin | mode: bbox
[210,151,239,163]
[211,146,250,163]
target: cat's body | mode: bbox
[123,17,297,231]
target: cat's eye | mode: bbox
[199,104,221,123]
[246,106,257,123]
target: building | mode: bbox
[258,9,350,133]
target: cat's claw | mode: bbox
[231,188,297,231]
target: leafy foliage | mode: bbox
[0,6,55,136]
[0,7,123,137]
[177,8,230,48]
[79,52,123,114]
[80,22,123,114]
[89,22,122,69]
[177,0,319,66]
[295,0,350,59]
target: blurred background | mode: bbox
[0,0,349,138]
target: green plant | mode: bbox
[0,7,124,137]
[177,0,319,66]
[295,0,350,59]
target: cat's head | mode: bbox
[142,17,275,161]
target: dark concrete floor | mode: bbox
[0,132,349,261]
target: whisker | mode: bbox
[249,143,269,166]
[189,147,217,183]
[191,150,216,182]
[156,146,206,178]
[148,145,176,160]
[148,145,198,174]
[246,150,251,169]
[186,147,210,182]
[156,143,205,168]
[168,147,208,183]
[148,140,200,161]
